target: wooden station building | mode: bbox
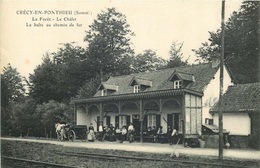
[70,62,232,143]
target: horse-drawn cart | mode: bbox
[59,124,88,142]
[68,125,88,142]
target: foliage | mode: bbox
[1,64,25,107]
[29,54,65,103]
[9,98,37,136]
[29,44,91,104]
[76,75,109,99]
[84,8,134,76]
[35,100,73,137]
[132,49,167,73]
[193,1,260,83]
[1,64,25,135]
[52,43,91,100]
[167,41,188,68]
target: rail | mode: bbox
[56,151,255,168]
[1,156,79,168]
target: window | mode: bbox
[173,80,182,89]
[103,117,107,126]
[147,115,156,127]
[101,89,107,96]
[134,85,140,93]
[120,115,127,128]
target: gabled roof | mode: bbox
[202,124,230,134]
[94,63,218,97]
[129,76,152,87]
[210,83,260,113]
[169,70,195,82]
[97,83,118,91]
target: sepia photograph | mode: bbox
[1,0,260,167]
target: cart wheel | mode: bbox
[81,129,88,142]
[68,130,76,142]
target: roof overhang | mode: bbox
[169,70,195,82]
[97,83,118,91]
[210,108,259,114]
[129,77,152,87]
[70,88,203,104]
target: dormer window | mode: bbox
[97,83,118,97]
[134,85,140,93]
[169,70,195,89]
[129,77,152,93]
[174,80,182,89]
[101,89,107,96]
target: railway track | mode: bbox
[1,156,79,168]
[56,151,257,168]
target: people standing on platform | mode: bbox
[167,125,173,145]
[89,123,94,132]
[120,126,127,143]
[88,123,95,142]
[109,124,116,141]
[98,123,104,141]
[157,126,163,143]
[56,122,67,141]
[115,126,121,141]
[127,122,134,143]
[170,127,177,145]
[102,125,110,141]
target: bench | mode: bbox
[135,134,169,143]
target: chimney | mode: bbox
[211,53,220,68]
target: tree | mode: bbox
[29,54,65,103]
[193,1,260,83]
[52,42,91,99]
[35,100,73,138]
[84,8,134,76]
[131,49,167,73]
[76,76,107,99]
[1,64,25,135]
[167,41,188,68]
[1,64,25,107]
[10,98,37,137]
[29,43,93,103]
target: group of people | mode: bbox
[55,122,68,141]
[56,122,178,144]
[146,125,178,144]
[97,122,135,143]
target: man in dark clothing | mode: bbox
[167,125,173,145]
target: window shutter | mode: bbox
[143,115,148,131]
[167,114,173,128]
[127,115,130,126]
[97,116,100,131]
[107,116,111,126]
[115,116,119,128]
[156,114,161,129]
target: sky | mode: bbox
[1,0,242,79]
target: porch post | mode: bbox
[118,101,121,114]
[139,99,143,143]
[182,94,186,146]
[100,102,103,124]
[86,104,89,125]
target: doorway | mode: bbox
[132,115,140,133]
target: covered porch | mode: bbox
[71,88,203,144]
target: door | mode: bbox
[167,113,179,130]
[173,113,179,130]
[132,115,140,133]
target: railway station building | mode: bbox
[70,61,232,143]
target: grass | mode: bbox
[1,139,259,168]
